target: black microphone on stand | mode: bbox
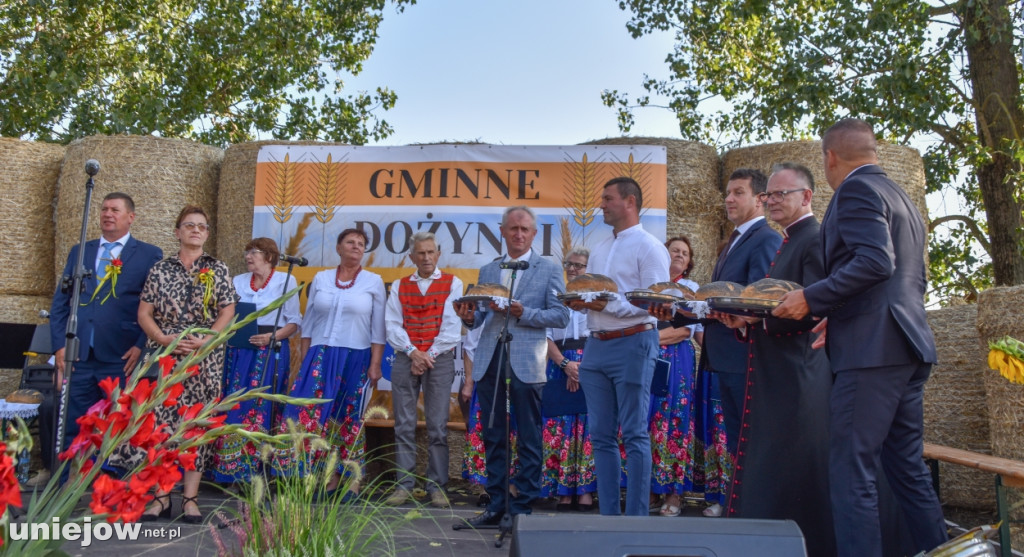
[498,260,529,270]
[279,254,308,266]
[85,159,100,176]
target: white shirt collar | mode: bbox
[101,232,131,246]
[734,216,765,237]
[613,223,644,239]
[505,248,533,262]
[410,268,442,281]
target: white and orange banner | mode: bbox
[253,144,667,390]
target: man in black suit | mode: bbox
[704,169,781,464]
[774,119,947,556]
[717,163,834,556]
[50,192,163,453]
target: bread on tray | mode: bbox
[5,388,44,404]
[566,273,618,293]
[647,281,695,299]
[694,281,743,300]
[740,278,802,300]
[466,283,510,298]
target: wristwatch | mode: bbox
[558,358,570,369]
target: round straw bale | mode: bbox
[0,294,52,325]
[924,305,994,508]
[976,285,1024,544]
[582,137,723,285]
[217,140,345,277]
[0,139,66,296]
[721,140,929,227]
[54,135,223,279]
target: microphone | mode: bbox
[279,253,308,266]
[85,159,100,176]
[499,260,529,271]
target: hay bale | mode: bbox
[217,140,345,277]
[0,294,52,325]
[0,139,66,297]
[976,285,1024,545]
[924,305,994,508]
[721,140,929,226]
[54,135,223,279]
[582,137,723,284]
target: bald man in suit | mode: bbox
[774,119,946,556]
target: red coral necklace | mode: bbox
[336,265,361,289]
[251,268,274,292]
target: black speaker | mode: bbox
[511,515,807,557]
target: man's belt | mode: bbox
[554,337,587,351]
[591,323,654,341]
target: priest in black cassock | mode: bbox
[716,162,835,557]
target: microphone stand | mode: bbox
[56,168,97,462]
[483,266,520,548]
[258,260,298,425]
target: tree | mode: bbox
[0,0,413,146]
[604,0,1024,304]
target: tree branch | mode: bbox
[929,214,992,254]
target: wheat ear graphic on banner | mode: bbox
[266,152,299,249]
[309,152,346,265]
[563,152,601,252]
[616,152,654,218]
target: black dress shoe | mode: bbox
[465,510,503,528]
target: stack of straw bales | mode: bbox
[0,139,66,324]
[924,305,994,507]
[583,137,723,284]
[976,286,1024,546]
[721,141,929,228]
[54,135,223,279]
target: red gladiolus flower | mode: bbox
[119,379,156,407]
[186,364,200,377]
[163,382,184,407]
[90,474,128,518]
[178,403,205,420]
[129,413,169,450]
[135,451,182,494]
[99,376,120,398]
[0,444,22,512]
[158,355,176,376]
[177,450,198,471]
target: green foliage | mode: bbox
[607,0,1024,304]
[0,0,413,146]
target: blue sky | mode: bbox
[344,0,681,146]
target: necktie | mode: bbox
[99,241,119,277]
[711,229,740,281]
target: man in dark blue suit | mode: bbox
[774,119,946,556]
[704,169,781,467]
[50,192,163,453]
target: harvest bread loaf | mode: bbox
[740,278,802,300]
[5,388,44,404]
[648,281,695,299]
[566,273,618,293]
[466,283,510,298]
[694,281,743,300]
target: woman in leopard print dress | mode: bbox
[115,205,238,524]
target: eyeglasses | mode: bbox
[758,188,808,203]
[179,222,210,231]
[562,261,587,271]
[244,249,264,257]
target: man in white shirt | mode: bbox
[573,177,669,516]
[384,232,464,509]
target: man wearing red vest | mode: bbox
[384,231,464,508]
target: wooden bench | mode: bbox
[923,442,1024,557]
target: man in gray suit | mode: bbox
[774,118,946,556]
[454,206,569,527]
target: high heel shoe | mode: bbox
[180,495,203,525]
[140,493,171,522]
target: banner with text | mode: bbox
[254,144,667,391]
